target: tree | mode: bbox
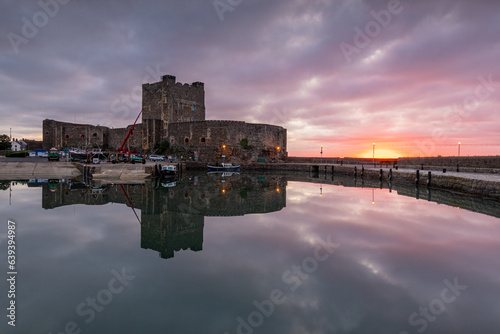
[0,180,10,191]
[240,137,250,149]
[0,134,11,150]
[153,140,170,154]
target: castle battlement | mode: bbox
[143,75,204,90]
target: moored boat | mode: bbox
[160,164,178,177]
[207,163,240,172]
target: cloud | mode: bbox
[0,0,499,156]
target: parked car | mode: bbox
[149,155,165,161]
[130,154,146,164]
[48,148,59,161]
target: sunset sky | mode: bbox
[1,0,499,157]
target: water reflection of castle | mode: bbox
[41,175,287,259]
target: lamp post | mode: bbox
[458,142,461,157]
[222,144,226,164]
[320,146,323,164]
[372,143,375,167]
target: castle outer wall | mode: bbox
[166,120,287,163]
[42,119,142,151]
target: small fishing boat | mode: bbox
[69,149,89,162]
[207,163,240,172]
[160,164,178,177]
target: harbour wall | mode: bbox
[183,162,500,199]
[397,156,500,173]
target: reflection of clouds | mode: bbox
[2,181,500,333]
[260,182,500,332]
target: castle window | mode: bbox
[185,138,189,144]
[181,117,184,121]
[80,134,85,139]
[191,117,194,121]
[45,131,49,135]
[179,102,182,109]
[192,104,195,111]
[200,137,206,143]
[65,135,70,139]
[92,133,98,138]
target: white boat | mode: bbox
[160,164,178,177]
[207,163,240,172]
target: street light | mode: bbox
[277,146,280,161]
[458,142,461,157]
[320,146,323,164]
[372,143,375,167]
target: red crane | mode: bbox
[118,108,143,153]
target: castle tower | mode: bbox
[142,75,205,151]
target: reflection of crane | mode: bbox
[119,184,141,224]
[118,109,143,153]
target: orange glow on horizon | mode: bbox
[356,147,406,159]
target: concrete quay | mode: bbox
[79,162,153,181]
[0,159,153,181]
[0,160,81,179]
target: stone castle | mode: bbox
[43,75,287,162]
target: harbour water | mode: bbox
[1,174,499,334]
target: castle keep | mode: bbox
[43,75,287,162]
[142,75,206,151]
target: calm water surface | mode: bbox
[0,175,499,334]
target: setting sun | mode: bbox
[356,147,406,159]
